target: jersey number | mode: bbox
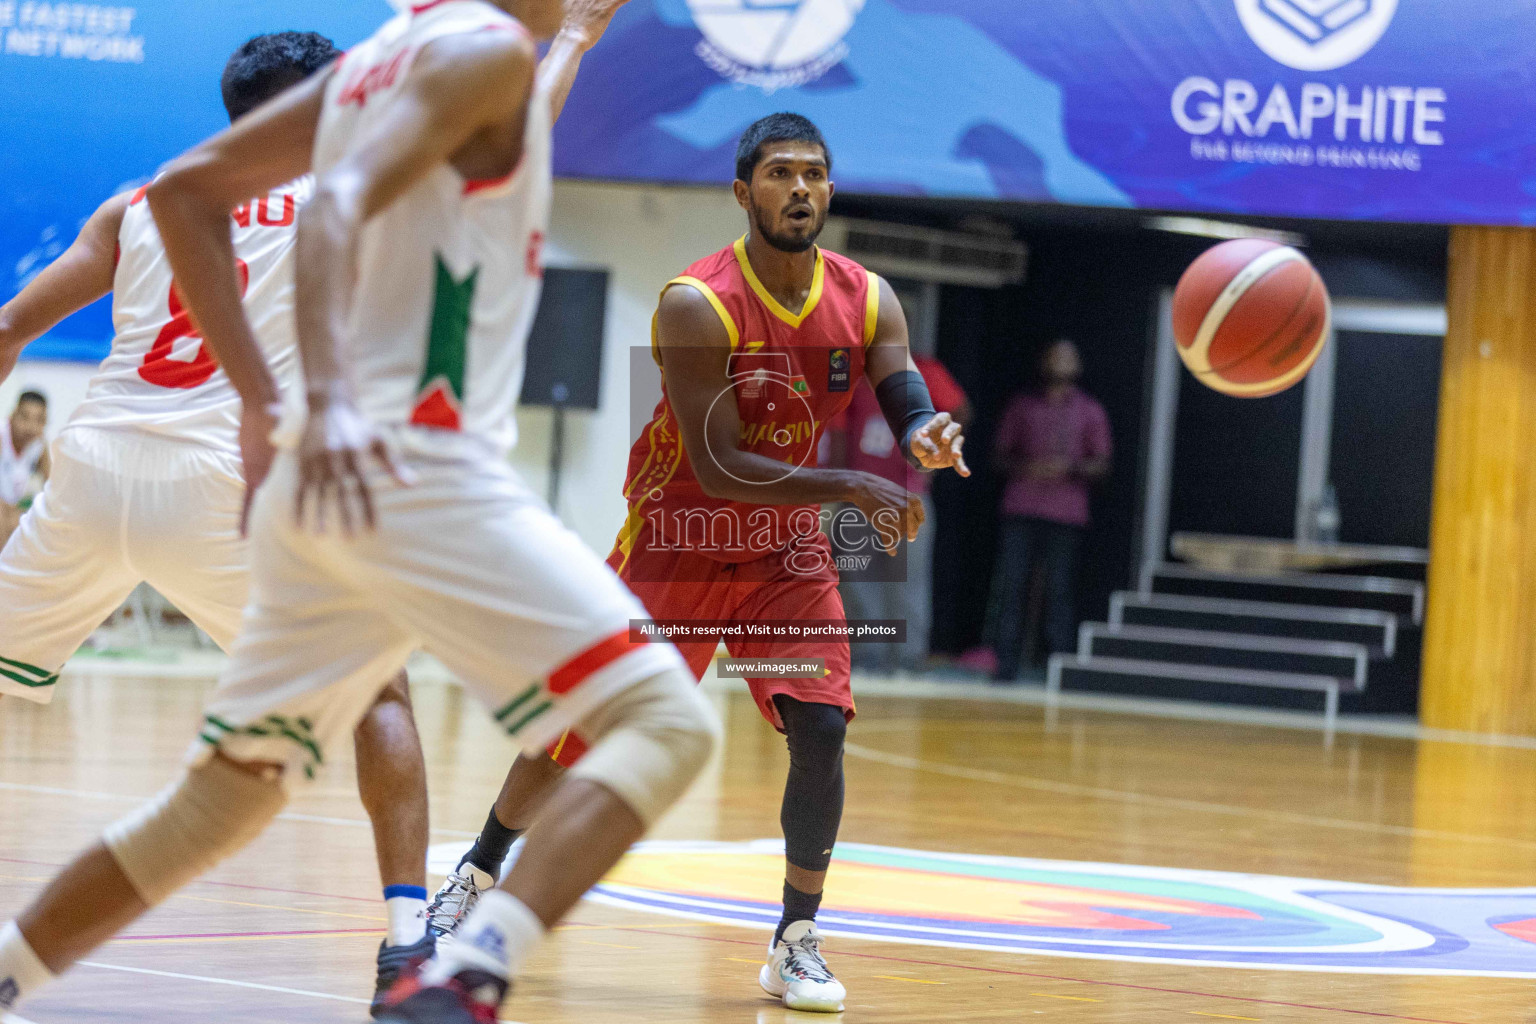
[138,260,250,389]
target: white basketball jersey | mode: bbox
[306,0,552,457]
[0,418,44,504]
[66,179,313,457]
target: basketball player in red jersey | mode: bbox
[438,113,968,1013]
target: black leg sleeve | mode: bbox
[773,695,848,873]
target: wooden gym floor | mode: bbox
[2,669,1534,1023]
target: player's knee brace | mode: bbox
[102,754,288,907]
[568,666,721,827]
[775,697,848,873]
[779,697,847,777]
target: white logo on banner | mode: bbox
[687,0,864,92]
[0,4,145,63]
[1235,0,1398,71]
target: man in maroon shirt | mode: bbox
[834,353,970,673]
[987,339,1111,681]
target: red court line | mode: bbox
[576,924,1473,1024]
[0,856,378,904]
[115,928,383,942]
[190,879,381,904]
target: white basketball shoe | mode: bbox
[758,920,846,1013]
[426,863,496,939]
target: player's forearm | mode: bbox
[0,334,19,385]
[0,216,120,376]
[148,179,280,408]
[696,449,867,507]
[294,177,364,407]
[0,308,27,376]
[0,300,59,364]
[538,29,589,123]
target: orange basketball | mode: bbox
[1171,239,1331,398]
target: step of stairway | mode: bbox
[1079,622,1366,689]
[1141,563,1423,624]
[1110,592,1397,657]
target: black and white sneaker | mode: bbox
[427,863,496,939]
[371,934,437,1019]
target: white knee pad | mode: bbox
[568,667,721,827]
[102,755,288,907]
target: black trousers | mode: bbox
[989,515,1083,681]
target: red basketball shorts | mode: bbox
[542,531,854,769]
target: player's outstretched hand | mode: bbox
[908,412,970,477]
[238,402,281,538]
[295,398,414,538]
[559,0,632,49]
[849,472,925,555]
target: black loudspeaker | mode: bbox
[519,267,609,410]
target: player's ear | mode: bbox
[732,178,751,210]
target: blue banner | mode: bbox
[4,1,1531,362]
[557,0,1536,225]
[0,1,390,361]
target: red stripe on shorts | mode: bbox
[548,731,590,768]
[548,630,645,695]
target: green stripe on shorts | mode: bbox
[201,714,324,774]
[503,700,554,737]
[494,684,541,724]
[0,654,57,684]
[0,664,58,689]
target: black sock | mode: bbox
[775,882,824,946]
[460,809,522,879]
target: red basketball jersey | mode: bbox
[616,237,879,566]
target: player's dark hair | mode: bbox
[16,390,46,409]
[734,113,832,183]
[221,31,341,122]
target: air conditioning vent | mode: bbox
[824,218,1027,288]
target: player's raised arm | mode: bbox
[657,284,922,549]
[148,68,332,414]
[863,274,970,477]
[539,0,630,122]
[0,192,129,383]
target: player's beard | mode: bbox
[750,196,825,254]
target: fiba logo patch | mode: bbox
[1235,0,1398,71]
[0,976,17,1009]
[686,0,865,92]
[827,347,850,392]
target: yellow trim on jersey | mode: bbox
[863,270,881,347]
[613,504,648,574]
[733,235,824,329]
[613,406,685,575]
[623,405,670,500]
[651,276,740,366]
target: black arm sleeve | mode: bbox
[874,369,937,471]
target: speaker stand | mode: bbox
[547,388,568,511]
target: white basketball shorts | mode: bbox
[0,427,249,703]
[199,448,683,784]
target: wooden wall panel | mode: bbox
[1422,226,1536,736]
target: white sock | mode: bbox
[385,895,428,948]
[425,890,544,984]
[0,921,55,1012]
